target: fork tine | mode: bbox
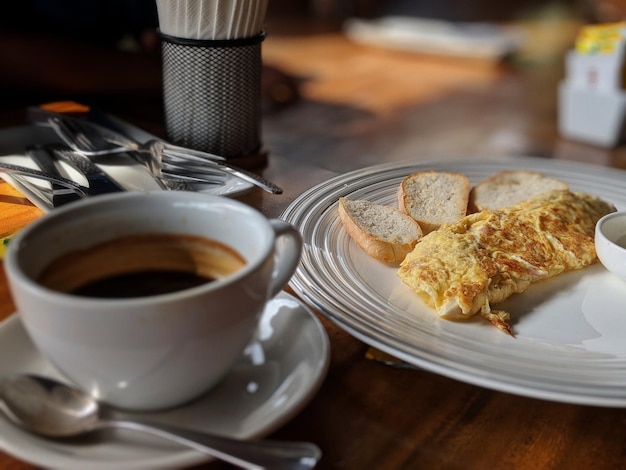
[159,158,227,177]
[161,173,226,184]
[162,148,282,194]
[159,168,227,184]
[160,142,225,162]
[160,149,224,167]
[159,178,218,190]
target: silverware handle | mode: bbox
[26,106,51,127]
[26,145,62,179]
[0,162,88,196]
[108,418,320,470]
[216,162,283,195]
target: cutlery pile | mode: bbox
[0,143,126,209]
[0,106,284,210]
[28,107,282,194]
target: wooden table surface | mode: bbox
[2,26,626,470]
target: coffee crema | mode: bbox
[38,234,246,298]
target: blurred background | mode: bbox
[0,0,624,167]
[1,0,620,112]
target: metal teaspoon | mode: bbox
[0,374,320,470]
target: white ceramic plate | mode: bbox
[281,157,626,407]
[0,124,254,211]
[0,292,329,470]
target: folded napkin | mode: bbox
[0,181,44,259]
[344,16,524,61]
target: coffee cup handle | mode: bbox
[268,220,303,298]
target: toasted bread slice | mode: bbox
[338,197,422,263]
[397,171,470,234]
[469,170,569,212]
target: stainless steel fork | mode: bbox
[29,108,282,194]
[28,109,216,192]
[52,116,282,194]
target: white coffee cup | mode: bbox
[5,191,302,410]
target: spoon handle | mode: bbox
[108,418,321,470]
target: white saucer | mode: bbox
[0,292,330,470]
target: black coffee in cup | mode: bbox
[38,234,246,298]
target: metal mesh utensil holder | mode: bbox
[160,32,265,160]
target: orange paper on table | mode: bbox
[0,181,44,258]
[39,100,90,115]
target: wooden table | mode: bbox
[2,28,626,470]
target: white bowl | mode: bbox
[595,211,626,281]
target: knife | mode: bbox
[46,144,126,196]
[26,145,82,207]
